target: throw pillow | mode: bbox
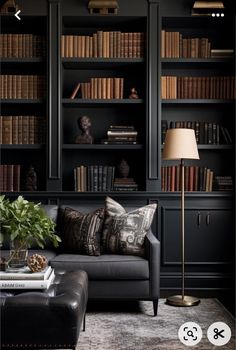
[59,207,105,256]
[102,197,157,256]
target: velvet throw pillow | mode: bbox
[60,207,105,256]
[102,197,157,256]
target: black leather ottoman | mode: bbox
[0,270,88,350]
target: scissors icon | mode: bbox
[214,328,225,339]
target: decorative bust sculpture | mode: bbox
[75,116,94,144]
[25,165,37,191]
[129,87,139,99]
[118,159,130,178]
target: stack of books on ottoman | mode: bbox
[101,125,138,144]
[0,265,55,289]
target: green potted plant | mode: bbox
[0,195,61,269]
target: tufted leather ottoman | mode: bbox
[0,270,88,350]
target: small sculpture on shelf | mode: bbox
[114,159,138,191]
[129,87,139,99]
[75,116,94,144]
[25,165,37,191]
[118,159,130,178]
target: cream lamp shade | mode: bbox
[163,128,200,160]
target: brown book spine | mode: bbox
[12,116,18,144]
[97,78,102,99]
[77,36,82,57]
[3,165,7,191]
[7,34,12,58]
[102,78,107,99]
[106,78,111,99]
[97,31,103,58]
[2,34,7,57]
[85,36,90,58]
[29,116,34,144]
[2,116,12,144]
[128,32,133,58]
[22,116,29,144]
[124,32,129,58]
[171,166,175,191]
[81,36,85,58]
[72,35,78,57]
[7,164,14,192]
[93,33,98,58]
[189,166,194,192]
[61,35,65,57]
[70,83,81,99]
[14,164,21,191]
[120,32,124,58]
[114,78,120,99]
[0,165,3,192]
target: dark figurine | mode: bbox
[118,159,130,178]
[75,116,94,144]
[129,87,139,99]
[25,165,37,191]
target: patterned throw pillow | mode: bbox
[102,197,157,256]
[59,207,105,256]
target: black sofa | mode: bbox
[1,204,160,316]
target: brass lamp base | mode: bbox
[166,295,200,307]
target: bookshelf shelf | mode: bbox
[161,58,234,64]
[63,144,143,150]
[1,145,45,150]
[162,99,234,104]
[62,98,144,106]
[1,58,45,64]
[161,144,233,150]
[62,58,145,69]
[0,99,44,104]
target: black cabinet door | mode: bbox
[160,199,234,266]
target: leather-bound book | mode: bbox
[2,116,12,144]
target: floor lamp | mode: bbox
[163,128,200,307]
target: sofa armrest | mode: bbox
[145,230,160,298]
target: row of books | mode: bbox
[161,165,214,192]
[0,34,46,58]
[0,116,46,144]
[70,78,124,100]
[0,164,21,192]
[74,165,115,192]
[0,75,45,99]
[61,31,144,58]
[161,120,232,145]
[101,125,138,144]
[161,76,235,99]
[161,31,212,58]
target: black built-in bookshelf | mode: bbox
[0,0,235,310]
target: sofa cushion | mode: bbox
[50,254,149,280]
[59,207,105,256]
[102,197,157,257]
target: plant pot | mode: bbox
[8,240,28,269]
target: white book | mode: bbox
[0,265,52,280]
[0,269,55,289]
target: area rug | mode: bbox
[77,299,235,350]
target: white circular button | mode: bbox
[178,322,202,346]
[207,322,231,346]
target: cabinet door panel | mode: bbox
[161,207,234,265]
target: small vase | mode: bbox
[8,240,28,269]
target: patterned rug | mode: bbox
[77,299,235,350]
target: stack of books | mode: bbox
[0,164,21,192]
[102,125,138,144]
[0,265,55,289]
[113,177,138,191]
[210,49,234,58]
